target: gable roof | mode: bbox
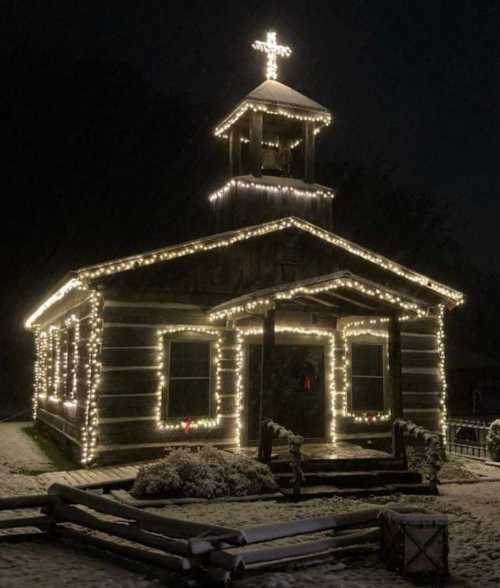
[246,80,329,113]
[209,270,432,322]
[25,216,464,328]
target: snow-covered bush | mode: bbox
[131,446,278,499]
[486,420,500,462]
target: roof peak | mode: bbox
[246,79,329,113]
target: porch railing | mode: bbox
[258,419,305,497]
[392,418,443,493]
[446,418,490,459]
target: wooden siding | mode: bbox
[95,303,239,461]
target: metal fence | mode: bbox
[446,418,492,459]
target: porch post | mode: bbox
[258,308,275,458]
[304,121,315,183]
[249,111,263,177]
[389,313,403,420]
[228,126,242,177]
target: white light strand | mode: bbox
[209,277,428,322]
[235,325,338,446]
[81,291,104,465]
[64,314,80,406]
[214,101,331,139]
[32,329,47,419]
[437,305,448,437]
[340,319,391,423]
[26,218,463,329]
[25,278,82,329]
[209,178,334,203]
[155,326,223,431]
[252,31,291,81]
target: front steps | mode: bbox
[269,457,435,498]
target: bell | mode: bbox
[261,148,281,172]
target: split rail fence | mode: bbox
[0,480,422,584]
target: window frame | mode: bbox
[347,333,389,416]
[161,334,216,422]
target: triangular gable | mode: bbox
[25,216,463,328]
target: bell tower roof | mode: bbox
[210,30,334,233]
[214,79,331,138]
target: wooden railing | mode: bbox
[258,418,305,497]
[392,418,444,493]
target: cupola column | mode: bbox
[249,111,263,177]
[228,127,242,177]
[304,121,315,183]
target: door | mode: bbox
[247,343,325,442]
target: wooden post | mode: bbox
[249,111,263,177]
[257,309,275,460]
[389,314,403,420]
[304,121,315,183]
[228,126,242,177]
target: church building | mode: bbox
[25,32,464,465]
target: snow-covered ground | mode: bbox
[1,422,500,587]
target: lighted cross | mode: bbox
[252,31,291,81]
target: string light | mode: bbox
[64,315,80,407]
[214,102,332,139]
[437,305,448,437]
[209,275,428,322]
[25,278,82,329]
[340,319,391,423]
[208,178,334,203]
[155,326,223,431]
[25,217,463,329]
[235,325,338,446]
[81,291,104,465]
[252,31,291,81]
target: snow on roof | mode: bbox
[245,80,329,112]
[25,216,464,328]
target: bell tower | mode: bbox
[210,31,334,232]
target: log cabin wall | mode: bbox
[335,314,443,448]
[34,295,94,463]
[96,300,241,464]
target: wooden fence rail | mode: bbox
[392,418,443,493]
[258,418,305,496]
[0,480,425,584]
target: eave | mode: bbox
[25,216,464,329]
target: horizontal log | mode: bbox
[0,494,57,510]
[403,392,442,409]
[102,327,156,348]
[48,484,243,544]
[401,351,440,369]
[211,527,381,572]
[0,515,50,530]
[52,503,212,556]
[103,306,210,326]
[402,373,440,392]
[99,371,158,395]
[54,525,193,572]
[401,334,437,351]
[101,348,157,367]
[99,395,157,419]
[401,318,439,335]
[98,421,233,445]
[240,508,381,545]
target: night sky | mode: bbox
[2,1,497,409]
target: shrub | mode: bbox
[131,446,278,499]
[487,419,500,462]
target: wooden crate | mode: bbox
[380,510,448,577]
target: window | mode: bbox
[164,341,212,419]
[350,342,385,412]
